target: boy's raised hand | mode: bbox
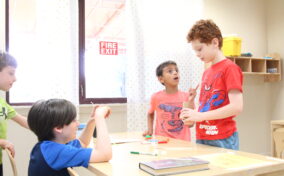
[91,105,111,120]
[188,84,199,102]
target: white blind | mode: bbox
[8,0,79,104]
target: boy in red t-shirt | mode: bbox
[143,60,196,141]
[180,19,243,150]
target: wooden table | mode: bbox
[88,132,284,176]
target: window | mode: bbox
[6,0,126,105]
[79,0,126,104]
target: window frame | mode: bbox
[5,0,31,106]
[5,0,127,105]
[78,0,127,104]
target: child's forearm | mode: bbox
[12,114,29,129]
[95,117,111,152]
[147,113,154,131]
[88,116,112,162]
[91,117,112,162]
[187,100,195,109]
[79,119,96,147]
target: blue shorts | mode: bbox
[196,132,239,150]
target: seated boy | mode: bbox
[27,99,112,176]
[143,60,196,141]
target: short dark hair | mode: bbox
[187,19,223,49]
[156,60,177,77]
[0,51,17,71]
[28,99,77,142]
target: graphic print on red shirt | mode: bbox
[196,59,243,140]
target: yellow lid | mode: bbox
[223,37,241,41]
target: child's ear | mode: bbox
[53,126,63,134]
[158,76,164,84]
[211,38,219,48]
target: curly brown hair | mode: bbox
[187,19,223,49]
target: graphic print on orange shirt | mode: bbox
[158,103,184,133]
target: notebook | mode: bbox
[139,157,209,176]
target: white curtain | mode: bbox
[9,0,79,105]
[126,0,204,139]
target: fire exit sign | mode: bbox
[99,41,118,55]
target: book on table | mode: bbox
[139,157,209,176]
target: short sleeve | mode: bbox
[224,64,243,92]
[41,140,92,170]
[7,104,17,119]
[0,98,16,120]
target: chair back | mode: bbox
[281,150,284,159]
[67,167,79,176]
[4,148,18,176]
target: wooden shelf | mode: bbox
[228,57,281,82]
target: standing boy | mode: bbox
[180,19,243,150]
[28,99,112,176]
[143,60,196,141]
[0,51,29,176]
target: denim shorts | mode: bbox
[196,132,239,150]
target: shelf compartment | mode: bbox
[266,60,280,73]
[211,57,281,82]
[251,59,266,73]
[235,58,251,72]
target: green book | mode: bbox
[139,157,209,176]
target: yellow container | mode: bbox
[222,37,242,56]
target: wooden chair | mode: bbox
[67,167,79,176]
[4,148,18,176]
[273,128,284,158]
[281,150,284,159]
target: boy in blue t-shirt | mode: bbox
[27,99,112,176]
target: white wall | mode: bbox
[203,0,272,154]
[204,0,267,57]
[267,0,284,121]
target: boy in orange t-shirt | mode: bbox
[143,61,196,141]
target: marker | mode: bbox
[130,151,158,156]
[158,138,169,144]
[158,140,168,144]
[145,135,152,139]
